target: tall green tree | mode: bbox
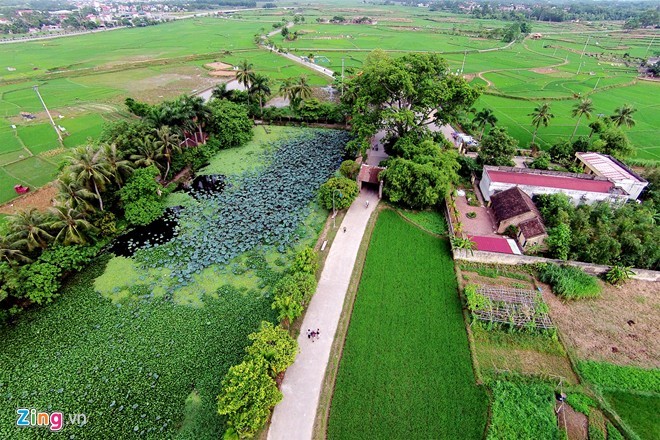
[54,173,98,213]
[473,108,498,139]
[609,104,636,128]
[529,102,554,145]
[236,59,255,104]
[245,322,298,378]
[478,126,518,166]
[65,145,112,211]
[101,143,134,188]
[46,206,97,245]
[249,73,272,112]
[570,98,594,141]
[343,50,480,149]
[130,136,164,173]
[152,125,181,179]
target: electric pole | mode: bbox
[33,85,63,145]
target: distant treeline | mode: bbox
[182,0,257,9]
[427,1,659,25]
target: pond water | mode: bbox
[107,175,227,257]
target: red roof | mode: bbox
[468,235,518,254]
[487,169,614,194]
[357,165,384,184]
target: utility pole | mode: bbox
[33,85,63,145]
[576,61,584,75]
[593,77,601,90]
[580,35,590,59]
[461,50,467,74]
[341,58,345,97]
[644,34,656,58]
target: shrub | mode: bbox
[291,247,318,276]
[339,160,360,180]
[566,393,595,415]
[39,245,97,273]
[245,321,298,377]
[119,166,166,226]
[504,224,519,239]
[217,357,282,439]
[605,265,634,285]
[466,211,477,219]
[536,264,601,300]
[18,261,61,305]
[317,176,359,210]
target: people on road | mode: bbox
[343,226,347,233]
[365,200,369,208]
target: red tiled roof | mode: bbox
[468,235,517,254]
[487,169,614,194]
[518,218,546,238]
[358,165,384,184]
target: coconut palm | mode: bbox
[130,136,164,173]
[610,104,637,128]
[236,59,255,103]
[473,108,498,139]
[570,98,594,140]
[46,206,97,245]
[0,237,31,264]
[249,73,272,112]
[279,77,296,103]
[66,145,112,211]
[451,236,477,256]
[54,173,98,213]
[293,75,312,101]
[101,143,134,188]
[211,83,234,101]
[152,125,181,179]
[7,208,54,251]
[529,102,554,145]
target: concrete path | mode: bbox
[268,189,379,440]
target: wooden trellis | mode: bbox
[472,286,555,330]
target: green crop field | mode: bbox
[328,209,488,439]
[604,391,660,440]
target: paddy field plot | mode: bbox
[328,209,488,439]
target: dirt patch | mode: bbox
[461,272,535,290]
[558,403,588,440]
[382,17,412,23]
[542,280,660,368]
[531,67,559,74]
[208,70,237,77]
[463,74,476,81]
[0,184,57,214]
[205,61,233,70]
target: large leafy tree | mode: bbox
[478,126,518,166]
[245,321,298,378]
[317,177,359,210]
[609,104,636,128]
[570,98,594,141]
[344,50,480,149]
[473,108,498,139]
[381,156,456,208]
[592,126,634,158]
[529,102,554,145]
[207,99,253,148]
[66,145,112,211]
[119,166,166,226]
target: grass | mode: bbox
[577,361,660,394]
[537,264,602,300]
[396,207,448,235]
[603,391,660,440]
[487,379,561,440]
[327,209,488,439]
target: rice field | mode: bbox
[327,209,488,439]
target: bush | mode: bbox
[339,160,360,180]
[536,263,601,300]
[291,247,318,275]
[566,393,595,415]
[317,176,359,210]
[466,211,477,219]
[18,261,61,305]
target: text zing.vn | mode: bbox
[16,408,87,431]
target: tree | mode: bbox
[236,60,255,103]
[54,173,98,213]
[317,177,359,210]
[344,50,480,146]
[130,135,164,172]
[609,104,636,128]
[101,143,134,188]
[66,145,112,211]
[546,223,571,260]
[291,75,312,108]
[152,125,181,179]
[339,160,360,179]
[529,152,550,170]
[119,166,166,226]
[291,247,318,275]
[245,321,298,378]
[473,108,498,139]
[7,208,55,252]
[207,99,253,148]
[278,77,296,105]
[0,238,30,264]
[478,126,518,166]
[271,291,303,328]
[217,357,282,439]
[593,127,634,158]
[46,206,97,246]
[249,73,272,113]
[570,98,594,141]
[529,102,554,145]
[381,158,453,208]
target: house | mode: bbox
[575,152,648,200]
[479,166,628,205]
[489,187,547,250]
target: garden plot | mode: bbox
[470,286,554,331]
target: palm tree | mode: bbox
[153,125,181,179]
[570,98,594,141]
[101,144,134,188]
[130,136,164,173]
[66,145,112,211]
[290,75,312,108]
[451,236,477,256]
[54,173,98,213]
[529,102,554,145]
[610,104,636,128]
[0,237,31,264]
[236,59,255,103]
[7,208,54,251]
[279,77,296,104]
[46,206,97,245]
[211,83,233,101]
[249,73,272,112]
[473,108,498,139]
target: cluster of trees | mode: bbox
[318,175,359,211]
[217,321,297,439]
[535,194,659,270]
[271,248,318,328]
[0,93,253,321]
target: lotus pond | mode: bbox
[0,128,348,438]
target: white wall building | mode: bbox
[575,152,648,200]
